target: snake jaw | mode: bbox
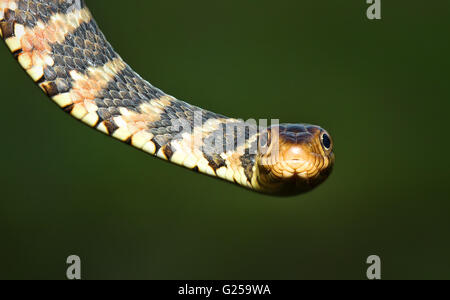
[256,124,334,196]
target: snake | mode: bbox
[0,0,334,196]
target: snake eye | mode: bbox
[321,132,332,151]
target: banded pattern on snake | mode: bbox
[0,0,334,196]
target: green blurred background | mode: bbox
[0,0,449,279]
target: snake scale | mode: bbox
[0,0,334,196]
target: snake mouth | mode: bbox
[257,124,334,195]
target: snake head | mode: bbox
[256,124,335,196]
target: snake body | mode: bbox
[0,0,334,196]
